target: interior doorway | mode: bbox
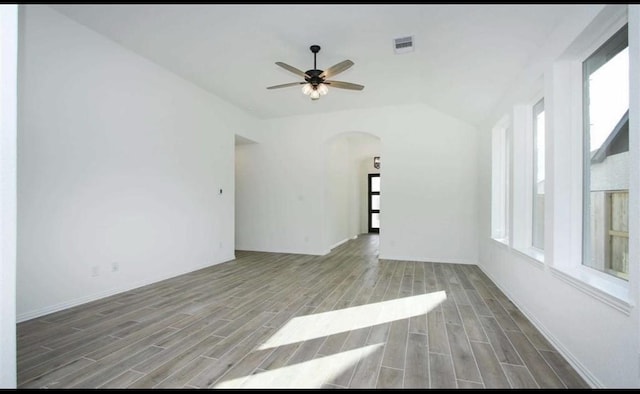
[234,134,258,253]
[324,131,380,251]
[368,174,380,233]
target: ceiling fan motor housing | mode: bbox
[305,69,324,86]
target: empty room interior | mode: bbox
[2,3,640,389]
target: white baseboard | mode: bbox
[17,256,234,323]
[476,264,601,388]
[330,237,351,250]
[235,247,325,256]
[378,254,477,265]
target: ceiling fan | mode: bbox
[267,45,364,100]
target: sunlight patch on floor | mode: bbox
[258,291,446,350]
[214,343,384,388]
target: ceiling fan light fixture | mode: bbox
[301,83,313,95]
[310,89,320,100]
[317,83,328,96]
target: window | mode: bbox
[491,119,510,243]
[546,10,631,308]
[582,24,629,280]
[532,99,545,250]
[368,174,380,233]
[510,101,544,261]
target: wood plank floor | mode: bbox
[17,234,589,389]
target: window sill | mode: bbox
[512,246,545,269]
[550,265,632,315]
[491,237,510,247]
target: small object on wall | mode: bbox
[219,189,223,195]
[374,156,380,169]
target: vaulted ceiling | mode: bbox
[50,4,586,126]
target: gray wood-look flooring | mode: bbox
[17,234,589,389]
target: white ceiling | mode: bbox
[50,4,586,126]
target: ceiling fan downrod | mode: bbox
[310,44,320,70]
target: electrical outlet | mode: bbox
[111,262,119,272]
[91,265,99,277]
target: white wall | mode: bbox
[234,120,327,255]
[325,137,351,248]
[0,4,18,388]
[17,6,259,321]
[477,5,640,388]
[380,106,478,264]
[235,103,478,263]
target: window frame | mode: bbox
[511,94,545,264]
[491,116,511,245]
[548,10,632,312]
[532,98,546,252]
[581,24,629,281]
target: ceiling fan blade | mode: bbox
[324,80,364,91]
[266,82,305,90]
[275,62,310,79]
[320,60,354,79]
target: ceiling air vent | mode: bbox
[394,36,414,54]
